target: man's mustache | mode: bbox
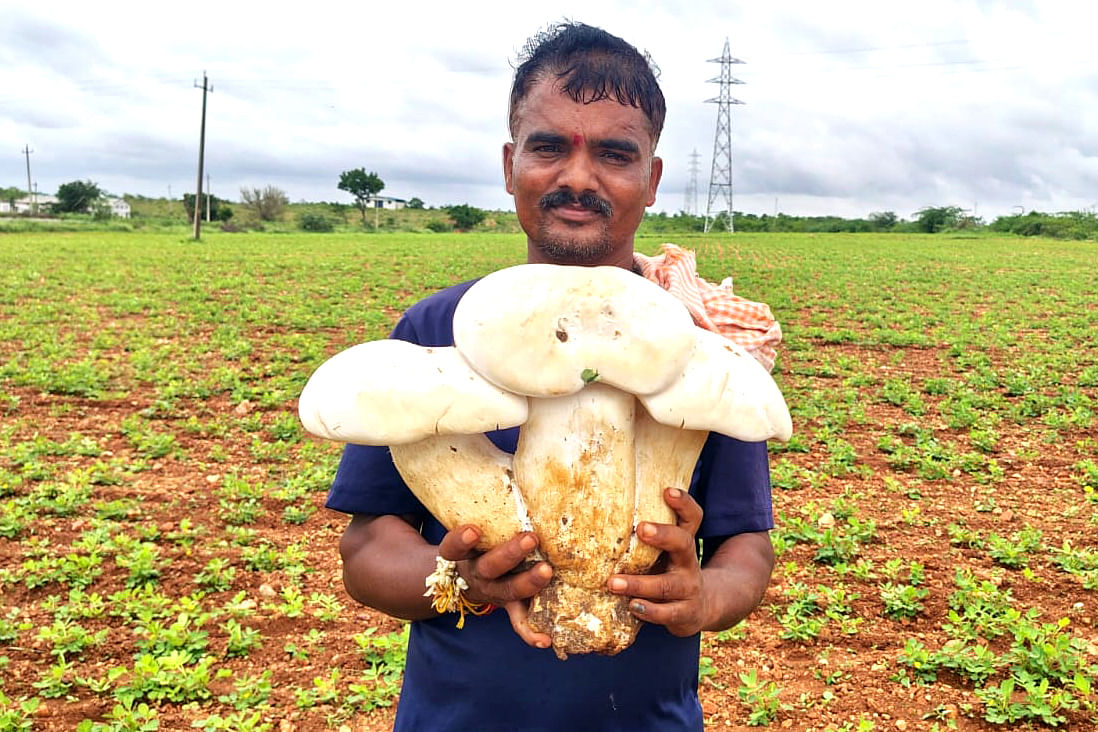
[538,189,613,217]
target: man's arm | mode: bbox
[339,514,444,619]
[606,488,774,635]
[697,530,774,631]
[339,513,555,644]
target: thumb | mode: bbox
[438,525,481,561]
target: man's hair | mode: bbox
[509,22,666,147]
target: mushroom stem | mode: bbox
[615,409,707,574]
[513,384,638,658]
[391,434,529,552]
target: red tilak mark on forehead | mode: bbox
[572,134,583,146]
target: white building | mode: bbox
[0,194,130,217]
[367,195,406,210]
[107,198,131,218]
[7,194,58,214]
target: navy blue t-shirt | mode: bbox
[326,279,774,732]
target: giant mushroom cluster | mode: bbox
[299,263,792,659]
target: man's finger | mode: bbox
[607,570,694,602]
[634,521,695,559]
[625,599,698,637]
[664,487,703,536]
[470,532,540,580]
[437,524,482,562]
[503,600,552,649]
[471,561,553,604]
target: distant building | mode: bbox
[8,194,58,214]
[367,195,406,210]
[0,195,130,217]
[108,198,131,218]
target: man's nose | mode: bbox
[556,149,598,194]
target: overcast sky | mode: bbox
[2,0,1095,219]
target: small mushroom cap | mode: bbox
[639,328,793,442]
[298,340,528,446]
[453,264,697,397]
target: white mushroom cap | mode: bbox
[298,340,528,445]
[453,264,697,397]
[639,328,793,442]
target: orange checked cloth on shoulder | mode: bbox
[633,243,782,372]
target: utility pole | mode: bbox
[22,145,34,215]
[684,149,700,216]
[704,39,745,233]
[206,173,211,222]
[193,72,212,240]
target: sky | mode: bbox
[2,0,1096,220]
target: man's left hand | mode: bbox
[605,487,709,637]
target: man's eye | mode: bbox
[533,144,563,154]
[601,151,630,163]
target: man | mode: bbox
[327,22,775,731]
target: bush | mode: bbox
[425,219,453,233]
[444,204,486,231]
[990,210,1097,240]
[298,213,335,232]
[239,186,288,222]
[183,194,233,222]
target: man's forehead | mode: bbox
[512,80,654,145]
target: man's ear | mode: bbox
[503,142,515,195]
[646,156,663,207]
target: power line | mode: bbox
[736,56,1013,79]
[776,38,970,57]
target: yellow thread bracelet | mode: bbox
[424,555,491,629]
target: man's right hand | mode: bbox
[438,525,554,649]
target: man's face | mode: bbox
[504,78,663,269]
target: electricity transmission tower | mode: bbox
[703,39,745,233]
[683,149,701,215]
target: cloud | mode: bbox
[1,2,1094,218]
[0,14,110,77]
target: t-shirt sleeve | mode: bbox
[692,434,774,539]
[324,315,428,517]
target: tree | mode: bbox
[338,168,385,226]
[868,211,898,231]
[0,186,23,208]
[239,186,288,221]
[55,180,102,213]
[407,197,425,210]
[913,206,963,233]
[445,204,487,231]
[183,193,233,222]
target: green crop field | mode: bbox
[1,231,1096,730]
